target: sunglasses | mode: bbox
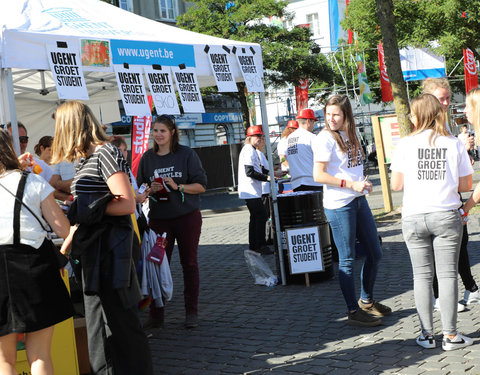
[19,136,29,143]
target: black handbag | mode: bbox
[0,171,69,269]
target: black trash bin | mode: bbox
[272,191,334,284]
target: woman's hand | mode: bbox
[150,181,162,193]
[18,152,33,169]
[350,180,372,194]
[135,185,151,203]
[163,177,179,191]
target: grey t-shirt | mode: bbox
[136,145,207,220]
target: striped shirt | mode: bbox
[71,143,129,198]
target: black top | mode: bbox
[136,145,207,220]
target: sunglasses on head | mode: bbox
[19,136,29,143]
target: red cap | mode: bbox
[246,125,264,137]
[296,108,317,120]
[286,120,299,129]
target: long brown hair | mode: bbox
[51,100,108,163]
[281,126,296,139]
[0,129,21,174]
[410,94,449,145]
[152,115,180,153]
[323,94,363,158]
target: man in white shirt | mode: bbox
[286,108,323,191]
[7,122,53,184]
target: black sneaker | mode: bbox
[185,314,198,329]
[348,309,382,327]
[143,316,164,330]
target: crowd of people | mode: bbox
[1,75,480,374]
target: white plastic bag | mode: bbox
[244,250,278,287]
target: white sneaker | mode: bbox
[463,289,480,305]
[416,332,436,349]
[433,299,466,312]
[442,333,473,351]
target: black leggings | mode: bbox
[433,224,478,298]
[246,198,268,251]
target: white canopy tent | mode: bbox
[0,0,287,284]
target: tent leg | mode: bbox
[4,68,20,154]
[259,92,287,286]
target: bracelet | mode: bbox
[459,208,468,217]
[340,179,346,188]
[180,184,185,203]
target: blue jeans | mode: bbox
[324,196,383,311]
[402,210,462,335]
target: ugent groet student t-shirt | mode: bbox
[390,129,473,218]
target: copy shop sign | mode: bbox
[46,41,89,100]
[286,226,324,274]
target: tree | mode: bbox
[344,0,480,101]
[375,0,411,135]
[177,0,333,129]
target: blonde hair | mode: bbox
[422,78,450,94]
[410,94,449,145]
[51,100,108,164]
[466,88,480,137]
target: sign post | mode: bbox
[371,114,398,212]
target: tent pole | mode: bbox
[4,68,21,154]
[259,91,286,285]
[0,69,8,126]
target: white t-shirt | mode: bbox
[52,161,76,180]
[0,171,54,249]
[313,130,364,209]
[258,150,271,194]
[391,130,473,217]
[238,144,264,199]
[31,157,53,184]
[286,127,322,190]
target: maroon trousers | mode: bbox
[149,209,202,316]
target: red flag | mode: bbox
[463,48,478,94]
[346,0,353,44]
[131,95,153,177]
[377,43,393,102]
[295,79,309,112]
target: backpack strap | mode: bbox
[13,171,29,246]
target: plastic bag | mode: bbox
[244,250,278,287]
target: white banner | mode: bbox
[286,226,324,274]
[400,47,446,82]
[143,65,180,115]
[46,41,89,100]
[235,47,264,92]
[171,66,205,113]
[206,45,238,92]
[113,64,151,117]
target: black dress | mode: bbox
[0,172,74,336]
[0,239,74,336]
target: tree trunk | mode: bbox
[376,0,412,136]
[237,82,251,132]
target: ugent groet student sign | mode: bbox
[286,226,324,274]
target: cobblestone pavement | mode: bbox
[145,200,480,374]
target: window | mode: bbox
[158,0,178,21]
[306,13,320,37]
[118,0,133,12]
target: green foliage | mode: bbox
[177,0,333,88]
[343,0,480,97]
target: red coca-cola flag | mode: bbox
[131,95,153,177]
[463,48,478,94]
[377,43,394,102]
[295,79,309,112]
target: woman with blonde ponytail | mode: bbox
[391,93,473,351]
